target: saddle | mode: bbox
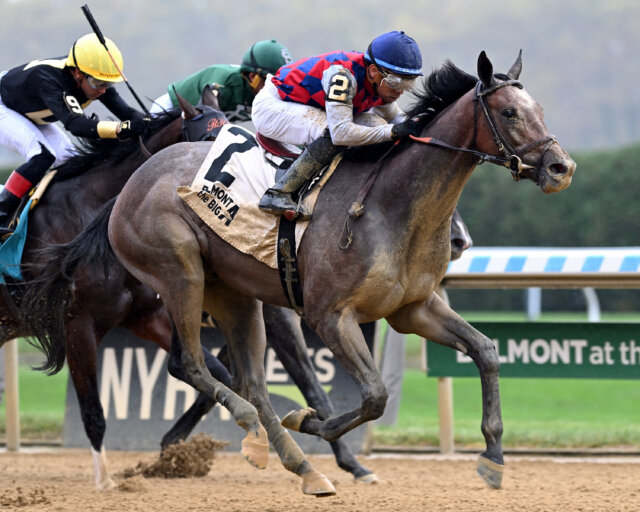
[255,132,302,179]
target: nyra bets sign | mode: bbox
[63,324,374,452]
[427,322,640,379]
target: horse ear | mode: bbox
[173,86,199,120]
[477,51,495,88]
[201,84,221,111]
[507,49,523,80]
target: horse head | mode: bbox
[475,51,575,194]
[175,86,229,142]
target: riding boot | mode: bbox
[259,133,341,221]
[0,145,55,231]
[0,187,22,230]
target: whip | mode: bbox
[81,4,151,116]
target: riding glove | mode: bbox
[117,117,150,140]
[391,117,423,140]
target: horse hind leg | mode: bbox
[64,321,115,490]
[161,333,225,449]
[206,290,335,496]
[263,304,377,483]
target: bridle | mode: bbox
[472,79,557,180]
[411,79,558,181]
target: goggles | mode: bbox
[85,75,114,90]
[379,69,417,92]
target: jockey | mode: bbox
[0,33,148,230]
[253,30,424,220]
[150,39,293,122]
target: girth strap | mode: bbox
[277,217,305,317]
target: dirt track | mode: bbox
[1,446,639,511]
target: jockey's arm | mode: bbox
[100,87,144,123]
[322,65,394,146]
[38,77,113,139]
[371,102,407,124]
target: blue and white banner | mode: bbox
[447,247,640,275]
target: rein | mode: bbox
[339,78,558,249]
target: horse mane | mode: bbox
[53,109,182,181]
[345,60,478,163]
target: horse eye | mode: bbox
[502,108,518,119]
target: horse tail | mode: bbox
[19,197,118,375]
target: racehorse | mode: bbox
[28,50,575,494]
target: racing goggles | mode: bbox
[379,69,417,92]
[85,74,114,90]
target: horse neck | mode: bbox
[386,91,478,239]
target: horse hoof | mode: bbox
[96,477,116,491]
[354,472,379,484]
[281,407,316,432]
[241,432,269,469]
[477,455,504,489]
[301,468,336,497]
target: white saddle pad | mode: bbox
[178,124,340,268]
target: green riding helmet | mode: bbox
[240,39,293,77]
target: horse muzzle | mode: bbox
[538,155,576,194]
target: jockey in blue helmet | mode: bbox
[252,30,423,220]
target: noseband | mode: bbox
[472,79,557,181]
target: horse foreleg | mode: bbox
[264,304,377,483]
[386,292,504,489]
[293,310,388,443]
[64,321,115,490]
[206,291,335,496]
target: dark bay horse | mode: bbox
[31,51,575,494]
[1,90,228,488]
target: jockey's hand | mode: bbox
[116,117,149,140]
[391,117,423,140]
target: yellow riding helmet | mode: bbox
[66,33,124,83]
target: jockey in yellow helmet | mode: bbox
[0,33,147,230]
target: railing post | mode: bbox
[435,286,454,453]
[4,338,20,450]
[437,377,454,453]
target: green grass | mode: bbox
[2,311,640,448]
[372,370,640,449]
[0,363,68,439]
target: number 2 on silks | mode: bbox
[327,73,351,103]
[64,94,84,115]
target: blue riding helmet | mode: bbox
[364,30,423,77]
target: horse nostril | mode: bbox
[549,162,567,175]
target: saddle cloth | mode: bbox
[178,124,341,269]
[0,171,57,283]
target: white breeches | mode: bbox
[0,91,75,167]
[252,79,327,146]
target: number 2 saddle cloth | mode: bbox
[177,124,341,269]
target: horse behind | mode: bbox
[36,51,576,495]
